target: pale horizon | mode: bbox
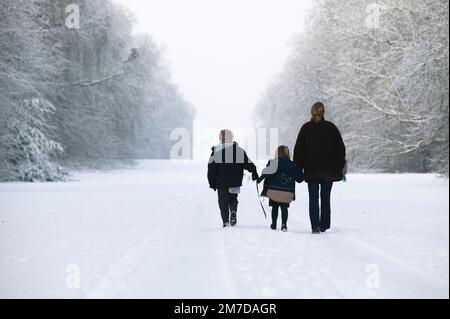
[114,0,312,131]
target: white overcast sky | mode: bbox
[114,0,312,132]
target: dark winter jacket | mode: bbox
[293,119,346,182]
[208,142,257,189]
[258,158,304,199]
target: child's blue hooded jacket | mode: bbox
[259,158,304,200]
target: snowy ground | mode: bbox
[0,160,448,299]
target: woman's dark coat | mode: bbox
[293,119,346,182]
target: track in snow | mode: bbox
[0,161,448,298]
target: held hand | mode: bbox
[252,172,259,182]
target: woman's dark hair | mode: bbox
[275,145,290,160]
[311,102,325,123]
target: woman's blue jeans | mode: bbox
[307,180,333,231]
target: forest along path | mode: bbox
[0,161,448,298]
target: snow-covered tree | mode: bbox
[0,99,66,181]
[0,0,195,181]
[0,0,67,181]
[254,0,449,175]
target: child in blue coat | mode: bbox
[257,146,304,232]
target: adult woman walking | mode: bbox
[293,102,346,234]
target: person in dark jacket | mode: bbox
[208,129,259,227]
[258,146,303,232]
[293,102,346,234]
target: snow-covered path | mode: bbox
[0,161,448,298]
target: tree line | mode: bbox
[254,0,449,175]
[0,0,195,181]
